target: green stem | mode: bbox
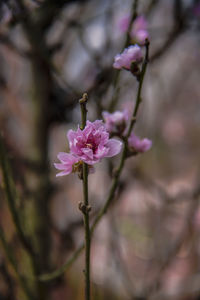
[0,134,34,256]
[91,148,126,234]
[82,163,90,300]
[79,93,91,300]
[0,134,43,298]
[38,42,150,282]
[38,246,84,281]
[0,226,34,300]
[127,40,150,137]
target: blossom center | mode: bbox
[86,143,93,149]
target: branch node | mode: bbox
[131,116,137,122]
[79,93,88,104]
[78,202,91,214]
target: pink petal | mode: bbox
[56,169,72,177]
[140,138,152,152]
[135,30,149,45]
[105,139,122,157]
[89,120,105,130]
[82,148,94,160]
[57,152,76,163]
[67,130,77,146]
[132,16,148,32]
[113,55,124,69]
[54,163,67,170]
[123,109,130,121]
[118,14,130,32]
[82,157,99,165]
[128,133,152,153]
[95,146,109,159]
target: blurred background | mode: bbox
[0,0,200,299]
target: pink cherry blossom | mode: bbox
[67,120,122,165]
[118,14,131,32]
[132,16,148,33]
[113,45,143,70]
[54,152,80,177]
[102,110,129,134]
[128,132,152,153]
[131,16,149,45]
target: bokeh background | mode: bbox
[0,0,200,299]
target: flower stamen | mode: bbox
[86,143,93,149]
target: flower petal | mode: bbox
[81,157,99,165]
[82,148,94,160]
[56,169,72,177]
[67,130,77,147]
[57,152,78,164]
[105,139,122,157]
[95,145,109,159]
[54,163,67,170]
[140,138,152,152]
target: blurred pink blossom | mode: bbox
[128,132,152,153]
[131,16,148,34]
[118,15,149,45]
[102,110,129,135]
[131,16,149,45]
[118,14,130,32]
[67,120,122,165]
[113,45,143,70]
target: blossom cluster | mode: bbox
[113,17,149,72]
[54,113,152,177]
[103,109,152,153]
[54,121,122,177]
[55,16,152,178]
[113,16,150,72]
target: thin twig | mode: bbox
[0,133,42,298]
[79,93,91,300]
[127,40,150,136]
[0,226,34,300]
[108,0,139,112]
[0,134,34,256]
